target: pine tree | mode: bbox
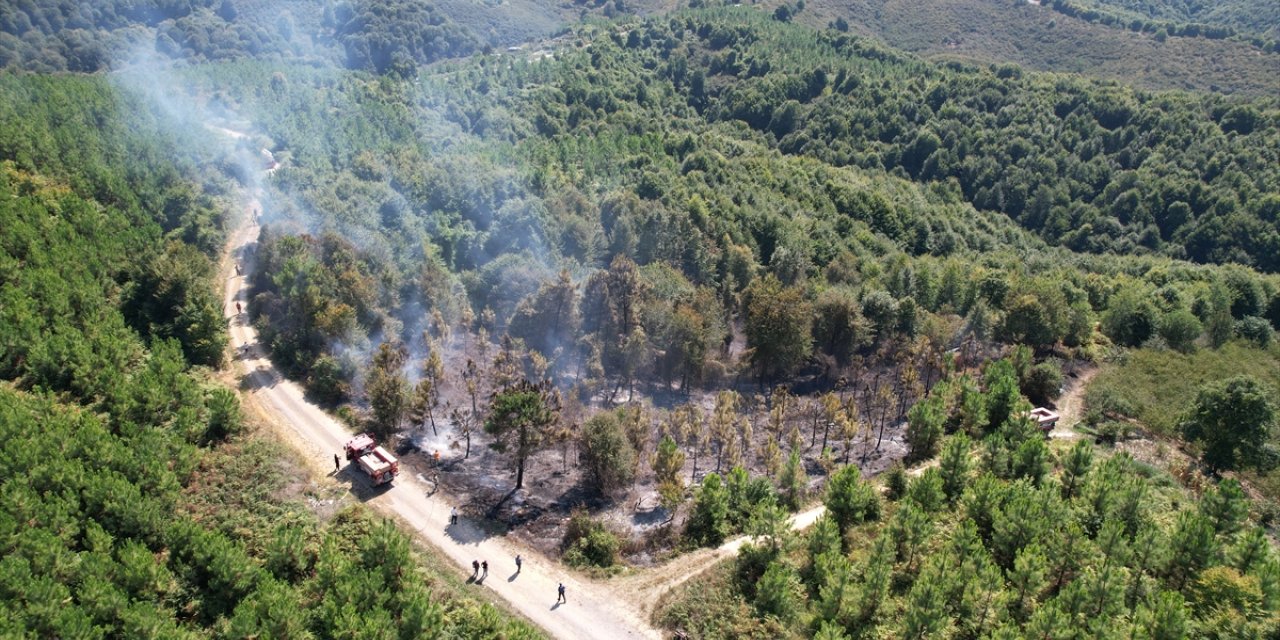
[484,379,561,490]
[366,341,410,442]
[686,472,730,546]
[938,433,972,503]
[653,434,686,521]
[778,448,806,511]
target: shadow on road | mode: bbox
[444,519,498,546]
[237,367,279,393]
[551,602,562,611]
[331,464,395,502]
[507,572,519,582]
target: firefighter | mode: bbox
[557,583,566,604]
[333,454,340,472]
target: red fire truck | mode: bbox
[343,433,399,486]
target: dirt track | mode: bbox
[220,188,659,639]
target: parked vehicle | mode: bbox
[344,433,399,485]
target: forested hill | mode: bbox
[0,70,542,637]
[791,0,1280,96]
[0,0,479,73]
[1063,0,1280,42]
[0,0,678,74]
[644,10,1280,270]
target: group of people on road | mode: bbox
[326,454,569,607]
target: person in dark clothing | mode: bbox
[333,454,340,472]
[472,560,480,576]
[481,560,488,575]
[557,583,566,603]
[515,554,522,574]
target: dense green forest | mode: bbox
[0,72,539,637]
[159,9,1280,409]
[0,0,484,72]
[5,1,1280,637]
[0,0,667,73]
[657,376,1280,637]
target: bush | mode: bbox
[1159,309,1203,352]
[884,462,909,501]
[686,472,731,547]
[825,464,882,530]
[1235,316,1274,347]
[563,510,620,569]
[1021,361,1063,407]
[580,411,637,496]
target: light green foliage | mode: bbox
[1201,479,1250,536]
[1181,375,1277,472]
[778,448,807,511]
[0,157,538,638]
[824,464,881,532]
[754,561,803,623]
[905,394,946,463]
[983,360,1025,434]
[580,410,638,496]
[938,434,972,503]
[1159,308,1203,352]
[653,435,687,514]
[687,472,732,547]
[563,510,621,569]
[1088,344,1280,434]
[905,468,946,514]
[366,341,410,443]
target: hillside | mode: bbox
[1066,0,1280,41]
[792,0,1280,96]
[0,72,541,638]
[5,3,1280,639]
[0,0,688,73]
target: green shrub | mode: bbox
[562,510,621,569]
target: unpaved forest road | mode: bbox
[1050,366,1099,441]
[220,188,658,639]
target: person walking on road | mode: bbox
[333,454,340,472]
[557,583,566,604]
[472,560,480,577]
[450,507,458,525]
[515,554,522,574]
[481,560,488,576]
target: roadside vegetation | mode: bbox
[0,76,539,637]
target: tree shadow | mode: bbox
[237,365,279,393]
[444,518,498,546]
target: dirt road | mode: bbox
[221,191,659,639]
[1050,366,1099,440]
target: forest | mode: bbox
[163,9,1280,411]
[1057,0,1280,43]
[4,1,1280,638]
[0,72,539,637]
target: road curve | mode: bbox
[220,189,660,640]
